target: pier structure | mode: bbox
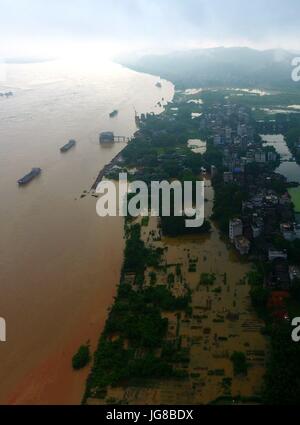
[114,135,129,143]
[99,132,129,144]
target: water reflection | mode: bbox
[261,134,300,183]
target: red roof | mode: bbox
[267,291,289,310]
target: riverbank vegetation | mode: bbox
[83,280,191,402]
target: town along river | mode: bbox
[0,58,174,404]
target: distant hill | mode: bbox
[4,57,53,64]
[119,47,300,90]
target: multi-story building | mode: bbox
[229,218,243,242]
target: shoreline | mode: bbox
[91,149,125,191]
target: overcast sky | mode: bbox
[1,0,300,58]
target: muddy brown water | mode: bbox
[0,58,174,404]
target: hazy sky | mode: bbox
[1,0,300,58]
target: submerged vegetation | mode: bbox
[230,352,248,376]
[84,281,191,402]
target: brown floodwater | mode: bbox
[101,179,266,405]
[0,58,174,404]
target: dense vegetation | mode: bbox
[246,264,300,404]
[161,216,211,237]
[263,323,300,405]
[83,283,191,402]
[72,345,91,370]
[124,223,164,284]
[212,180,248,234]
[230,352,248,376]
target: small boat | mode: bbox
[109,110,118,118]
[18,168,41,185]
[60,139,76,153]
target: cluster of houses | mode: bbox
[229,187,299,253]
[200,103,279,178]
[198,102,300,322]
[228,184,300,300]
[229,212,300,320]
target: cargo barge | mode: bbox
[18,168,41,185]
[60,139,76,153]
[109,110,118,118]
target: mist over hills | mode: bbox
[119,47,299,90]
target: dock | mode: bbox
[114,136,129,143]
[99,132,129,144]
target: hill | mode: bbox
[119,47,300,90]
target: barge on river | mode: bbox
[18,168,41,185]
[60,139,76,153]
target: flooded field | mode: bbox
[99,180,267,405]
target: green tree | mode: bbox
[72,344,91,370]
[230,352,248,376]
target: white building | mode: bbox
[229,219,243,242]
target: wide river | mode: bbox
[0,58,174,404]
